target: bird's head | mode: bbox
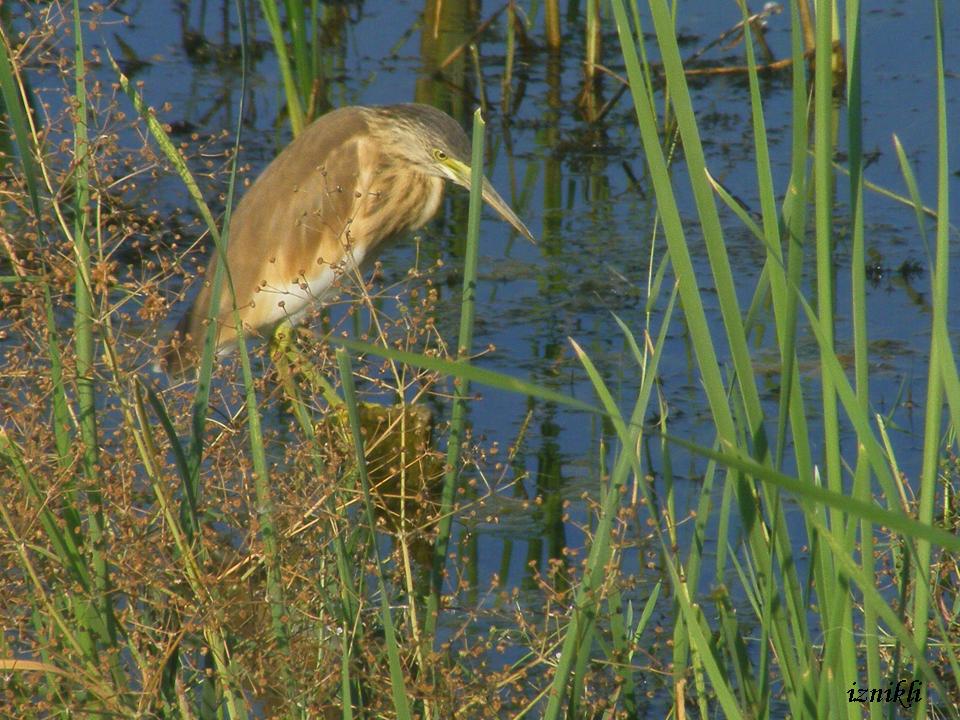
[373,104,535,243]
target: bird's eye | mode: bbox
[434,149,447,161]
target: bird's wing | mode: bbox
[164,105,443,374]
[219,107,376,333]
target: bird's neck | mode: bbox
[409,175,445,231]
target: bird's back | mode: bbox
[162,106,445,374]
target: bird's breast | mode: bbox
[409,175,445,231]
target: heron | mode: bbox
[162,103,534,374]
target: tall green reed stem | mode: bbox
[911,3,950,717]
[71,0,117,659]
[423,108,486,644]
[259,0,307,133]
[336,348,413,720]
[230,2,297,703]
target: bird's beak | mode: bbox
[447,159,536,244]
[480,176,536,244]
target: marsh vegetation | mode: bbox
[1,1,959,718]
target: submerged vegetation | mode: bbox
[1,1,959,718]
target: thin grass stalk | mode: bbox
[585,0,600,83]
[735,2,820,713]
[733,0,797,470]
[810,3,860,717]
[259,0,305,134]
[340,629,355,720]
[336,348,412,720]
[678,444,721,718]
[283,0,311,116]
[568,416,603,716]
[732,7,787,712]
[581,0,601,121]
[604,584,633,714]
[625,0,656,130]
[726,1,828,713]
[605,310,671,717]
[469,43,487,117]
[70,1,118,662]
[841,1,883,716]
[624,582,662,713]
[781,1,814,485]
[501,0,515,115]
[71,0,95,504]
[770,26,820,708]
[795,0,815,54]
[228,4,297,703]
[780,6,821,709]
[811,0,840,526]
[424,108,487,643]
[910,3,949,715]
[334,338,600,416]
[544,0,561,50]
[310,0,324,105]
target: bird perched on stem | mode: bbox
[162,103,534,375]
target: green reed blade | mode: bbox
[259,0,305,134]
[909,4,951,716]
[336,336,600,416]
[424,109,489,643]
[72,2,118,660]
[336,348,412,720]
[230,5,296,702]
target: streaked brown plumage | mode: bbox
[162,103,533,375]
